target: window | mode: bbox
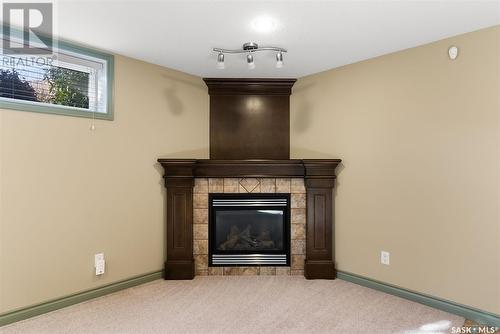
[0,30,113,120]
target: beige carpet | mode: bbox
[1,276,464,334]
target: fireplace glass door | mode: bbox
[209,194,290,266]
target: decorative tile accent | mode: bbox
[291,193,306,209]
[209,178,224,193]
[259,267,276,275]
[208,267,223,275]
[223,178,239,193]
[194,178,208,194]
[194,255,208,270]
[193,240,208,255]
[276,178,291,193]
[241,267,260,275]
[260,178,276,193]
[238,178,261,193]
[193,224,208,240]
[291,255,306,269]
[291,224,306,240]
[196,270,208,276]
[193,194,208,209]
[223,267,241,275]
[193,209,208,224]
[291,240,305,255]
[291,208,306,225]
[291,178,306,194]
[276,267,291,275]
[196,178,307,277]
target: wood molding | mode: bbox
[157,159,340,178]
[0,271,163,327]
[203,78,296,95]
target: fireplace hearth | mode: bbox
[209,194,290,266]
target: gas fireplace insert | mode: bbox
[209,193,291,266]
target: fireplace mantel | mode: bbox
[157,159,341,179]
[158,159,341,280]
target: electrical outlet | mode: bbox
[95,253,105,275]
[381,251,390,265]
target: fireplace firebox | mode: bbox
[209,193,291,266]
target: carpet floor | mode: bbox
[0,276,464,334]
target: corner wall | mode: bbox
[291,25,500,314]
[0,55,209,313]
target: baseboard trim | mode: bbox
[337,271,500,327]
[0,270,163,327]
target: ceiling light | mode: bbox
[213,42,286,70]
[216,53,225,69]
[251,16,277,33]
[247,53,255,69]
[276,51,283,68]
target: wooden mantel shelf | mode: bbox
[157,158,342,280]
[157,159,342,179]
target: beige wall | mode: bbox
[291,26,500,314]
[0,55,209,313]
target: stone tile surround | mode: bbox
[193,178,306,276]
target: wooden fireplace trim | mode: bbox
[157,159,341,280]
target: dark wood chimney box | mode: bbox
[204,78,296,160]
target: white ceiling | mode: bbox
[56,0,500,78]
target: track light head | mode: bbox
[276,51,283,68]
[247,53,255,69]
[216,53,225,69]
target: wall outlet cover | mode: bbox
[381,251,390,265]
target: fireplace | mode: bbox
[209,194,290,266]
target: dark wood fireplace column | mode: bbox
[303,161,339,279]
[161,160,196,279]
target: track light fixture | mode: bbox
[213,42,286,70]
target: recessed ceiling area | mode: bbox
[57,0,500,78]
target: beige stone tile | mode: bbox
[193,209,208,224]
[239,178,260,193]
[275,178,291,193]
[291,178,306,194]
[208,267,223,276]
[275,267,291,275]
[194,255,208,270]
[259,267,276,275]
[291,270,304,276]
[291,255,305,269]
[291,223,306,240]
[240,267,260,275]
[223,267,241,275]
[291,208,306,225]
[194,178,208,194]
[193,240,208,255]
[193,193,208,209]
[196,270,208,276]
[209,178,224,193]
[291,193,306,208]
[291,239,306,255]
[260,178,276,193]
[193,224,208,240]
[223,178,239,193]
